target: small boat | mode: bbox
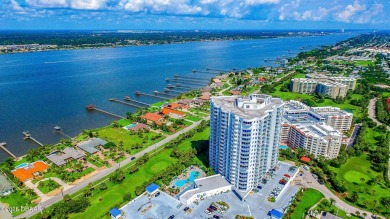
[109,98,116,101]
[165,78,170,82]
[124,96,131,101]
[154,90,159,94]
[165,88,170,92]
[135,91,141,96]
[176,83,182,87]
[167,84,174,88]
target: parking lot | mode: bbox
[121,162,300,219]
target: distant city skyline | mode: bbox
[1,0,389,30]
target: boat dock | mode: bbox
[156,91,176,98]
[110,98,145,108]
[192,69,220,75]
[205,67,229,72]
[135,91,170,100]
[23,131,43,146]
[123,97,150,107]
[54,126,73,139]
[0,142,17,159]
[165,89,182,94]
[173,75,209,82]
[173,78,207,85]
[85,105,125,119]
[176,84,196,89]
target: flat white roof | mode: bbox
[180,174,231,202]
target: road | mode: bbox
[16,119,207,219]
[298,168,382,218]
[368,98,390,180]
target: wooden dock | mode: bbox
[165,89,182,94]
[156,91,176,98]
[205,67,229,72]
[23,131,43,146]
[173,78,207,85]
[192,69,220,75]
[176,84,196,89]
[124,98,150,107]
[135,91,170,100]
[173,75,209,82]
[0,142,17,159]
[94,108,124,119]
[110,98,145,108]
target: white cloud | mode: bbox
[245,0,280,6]
[336,0,366,22]
[25,0,107,10]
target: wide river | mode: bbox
[0,32,359,161]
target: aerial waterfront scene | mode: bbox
[0,1,390,219]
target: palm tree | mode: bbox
[330,198,336,206]
[355,211,360,217]
[360,177,365,183]
[362,212,367,218]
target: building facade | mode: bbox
[316,81,348,99]
[289,78,318,94]
[311,107,353,132]
[209,94,284,192]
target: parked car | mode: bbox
[131,157,136,160]
[184,207,189,211]
[257,185,262,189]
[210,205,217,211]
[204,209,211,215]
[168,215,175,219]
[207,207,214,213]
[155,192,160,197]
[213,215,220,219]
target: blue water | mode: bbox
[0,32,360,161]
[175,171,199,188]
[124,124,137,129]
[15,162,29,169]
[279,145,289,150]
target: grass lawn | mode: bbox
[295,73,306,78]
[151,101,168,108]
[14,157,29,167]
[183,120,193,126]
[292,189,324,219]
[0,191,37,216]
[328,153,390,215]
[185,112,202,122]
[354,60,374,67]
[37,179,60,194]
[97,127,162,153]
[117,119,131,127]
[68,127,210,219]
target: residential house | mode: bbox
[77,138,108,154]
[0,174,13,196]
[161,108,186,119]
[47,147,85,166]
[141,113,163,126]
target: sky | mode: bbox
[0,0,389,30]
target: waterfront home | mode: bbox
[161,108,186,119]
[127,123,150,132]
[46,147,85,166]
[0,173,14,196]
[77,138,108,154]
[12,161,49,182]
[229,90,241,95]
[141,113,163,125]
[165,103,188,111]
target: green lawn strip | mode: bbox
[37,180,60,194]
[14,157,29,166]
[328,153,390,214]
[151,101,168,108]
[354,60,374,67]
[295,73,306,78]
[185,112,202,122]
[0,190,37,216]
[117,119,131,127]
[87,156,105,168]
[292,189,324,219]
[67,127,210,219]
[183,120,193,126]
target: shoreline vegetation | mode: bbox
[0,30,332,55]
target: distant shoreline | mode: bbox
[0,34,330,56]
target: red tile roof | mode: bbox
[141,113,163,122]
[300,156,311,163]
[161,108,185,116]
[12,161,49,182]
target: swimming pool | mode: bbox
[124,124,137,129]
[279,145,289,150]
[175,171,199,188]
[15,162,29,169]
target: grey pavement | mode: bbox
[0,202,13,219]
[16,119,208,219]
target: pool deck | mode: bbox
[169,165,205,191]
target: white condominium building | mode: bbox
[288,123,342,159]
[316,81,348,99]
[329,77,357,90]
[311,107,353,132]
[209,94,284,192]
[289,78,318,94]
